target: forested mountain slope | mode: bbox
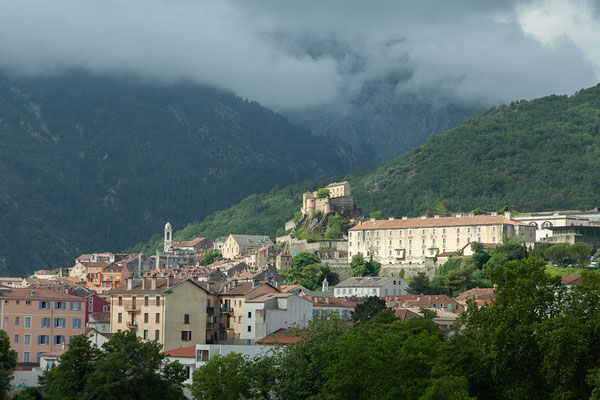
[154,84,600,248]
[0,71,352,275]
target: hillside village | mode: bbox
[2,180,600,392]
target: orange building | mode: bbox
[0,287,85,364]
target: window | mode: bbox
[118,313,122,323]
[389,230,393,236]
[408,230,412,235]
[376,240,379,246]
[399,240,403,245]
[54,318,66,328]
[26,300,31,305]
[184,314,190,324]
[477,227,481,233]
[155,313,160,323]
[443,238,446,244]
[219,331,227,340]
[443,228,446,234]
[103,305,108,312]
[492,226,496,232]
[14,335,18,343]
[422,238,425,244]
[41,317,50,328]
[118,297,123,306]
[89,304,93,313]
[181,331,192,341]
[15,317,19,326]
[54,335,65,345]
[24,334,31,346]
[433,229,436,234]
[389,240,392,246]
[39,301,49,309]
[155,330,160,340]
[72,318,82,329]
[3,317,7,326]
[156,296,161,306]
[467,227,471,233]
[248,312,252,318]
[197,350,209,362]
[143,330,148,340]
[38,335,50,345]
[23,352,30,363]
[70,302,81,310]
[144,313,149,323]
[144,296,149,306]
[493,237,496,242]
[247,326,252,332]
[457,228,460,233]
[409,239,412,246]
[238,316,242,323]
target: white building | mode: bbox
[242,293,313,345]
[348,212,535,265]
[334,276,409,298]
[512,210,600,242]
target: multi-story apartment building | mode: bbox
[512,210,600,242]
[222,235,274,260]
[85,294,109,323]
[348,212,534,265]
[0,287,85,363]
[334,277,408,298]
[109,277,212,351]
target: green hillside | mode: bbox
[0,71,353,275]
[154,84,600,246]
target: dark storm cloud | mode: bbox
[0,0,597,109]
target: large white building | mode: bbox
[512,210,600,243]
[334,276,409,298]
[348,212,535,265]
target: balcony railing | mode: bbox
[220,306,233,313]
[126,321,138,329]
[206,322,215,329]
[206,307,214,314]
[124,304,140,312]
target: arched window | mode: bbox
[529,222,539,229]
[542,221,553,229]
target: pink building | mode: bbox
[0,287,86,364]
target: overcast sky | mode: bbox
[0,0,598,110]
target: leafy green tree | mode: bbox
[292,252,321,269]
[275,318,349,400]
[280,263,338,291]
[293,211,303,223]
[435,199,452,217]
[9,387,45,400]
[199,251,222,266]
[369,211,385,220]
[351,296,391,324]
[408,272,431,294]
[350,253,381,277]
[544,243,571,264]
[38,335,99,400]
[323,318,445,400]
[570,242,591,265]
[528,242,553,260]
[420,376,475,400]
[316,188,330,198]
[191,353,251,400]
[0,330,16,400]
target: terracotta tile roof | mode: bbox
[0,287,84,301]
[350,214,528,230]
[561,275,583,286]
[326,181,349,188]
[279,284,300,292]
[108,277,208,295]
[246,292,295,303]
[256,328,305,345]
[455,287,495,302]
[89,312,110,323]
[394,308,423,321]
[385,295,463,313]
[305,296,357,308]
[173,238,205,248]
[163,345,196,358]
[438,251,459,257]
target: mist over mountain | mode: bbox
[0,71,352,275]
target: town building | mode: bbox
[455,288,495,306]
[512,209,600,242]
[85,294,110,323]
[242,293,313,345]
[275,252,292,270]
[385,295,465,314]
[172,237,213,254]
[304,296,357,320]
[109,277,212,350]
[0,287,85,364]
[334,276,409,298]
[301,181,358,218]
[99,264,131,289]
[348,212,535,265]
[222,234,274,260]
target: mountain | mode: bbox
[0,71,353,276]
[288,76,481,165]
[154,84,600,247]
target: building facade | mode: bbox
[0,287,85,364]
[222,234,274,260]
[334,277,409,298]
[348,213,535,265]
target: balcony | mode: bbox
[220,306,233,313]
[206,307,214,314]
[126,321,138,329]
[206,322,215,329]
[124,304,140,313]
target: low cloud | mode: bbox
[0,0,597,110]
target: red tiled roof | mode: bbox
[173,238,205,248]
[305,296,357,308]
[455,287,495,302]
[256,328,305,345]
[163,345,196,358]
[247,293,295,303]
[0,288,84,301]
[394,308,423,321]
[279,285,300,292]
[350,214,528,230]
[561,275,582,286]
[89,312,110,323]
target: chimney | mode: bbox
[491,212,497,216]
[370,218,375,222]
[455,213,462,218]
[167,275,174,287]
[504,211,512,219]
[151,277,157,290]
[402,216,408,220]
[127,278,133,290]
[434,215,440,218]
[388,217,395,221]
[420,216,427,219]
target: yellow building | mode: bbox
[109,277,211,351]
[301,181,352,216]
[348,213,535,265]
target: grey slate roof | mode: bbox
[335,276,396,288]
[230,234,273,248]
